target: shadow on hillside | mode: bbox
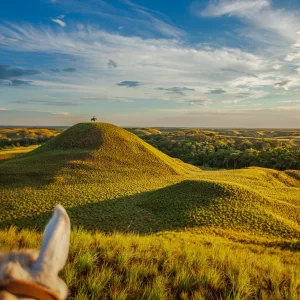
[2,179,299,252]
[0,180,222,234]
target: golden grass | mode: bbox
[0,145,39,161]
[0,227,299,300]
[0,123,299,299]
[0,123,299,244]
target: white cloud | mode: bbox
[199,0,300,68]
[0,7,298,117]
[285,55,295,62]
[0,23,268,104]
[51,18,66,27]
[201,0,270,17]
[122,0,184,38]
[52,0,183,38]
[200,0,299,41]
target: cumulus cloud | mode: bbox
[156,87,195,95]
[107,59,118,68]
[117,81,141,87]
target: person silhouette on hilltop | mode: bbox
[91,116,97,122]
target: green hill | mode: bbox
[0,122,299,243]
[1,122,300,299]
[0,123,198,186]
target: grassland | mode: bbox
[0,127,63,148]
[0,145,39,161]
[0,123,299,241]
[0,122,299,299]
[0,227,299,299]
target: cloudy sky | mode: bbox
[1,0,300,127]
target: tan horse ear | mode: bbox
[32,206,70,275]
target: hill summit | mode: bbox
[0,122,198,185]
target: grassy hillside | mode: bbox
[0,122,300,299]
[0,145,39,161]
[0,123,197,186]
[0,123,299,244]
[1,227,299,300]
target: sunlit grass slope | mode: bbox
[0,145,38,161]
[0,123,299,243]
[0,123,197,186]
[1,178,300,241]
[1,228,299,300]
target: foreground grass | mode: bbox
[0,227,299,300]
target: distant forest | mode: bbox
[0,127,299,170]
[128,128,300,171]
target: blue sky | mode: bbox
[1,0,300,127]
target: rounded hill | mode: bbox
[0,122,199,185]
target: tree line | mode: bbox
[140,130,300,170]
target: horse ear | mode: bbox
[32,206,70,275]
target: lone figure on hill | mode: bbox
[91,116,97,122]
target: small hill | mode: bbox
[2,179,300,241]
[0,123,198,185]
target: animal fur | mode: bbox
[0,206,70,300]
